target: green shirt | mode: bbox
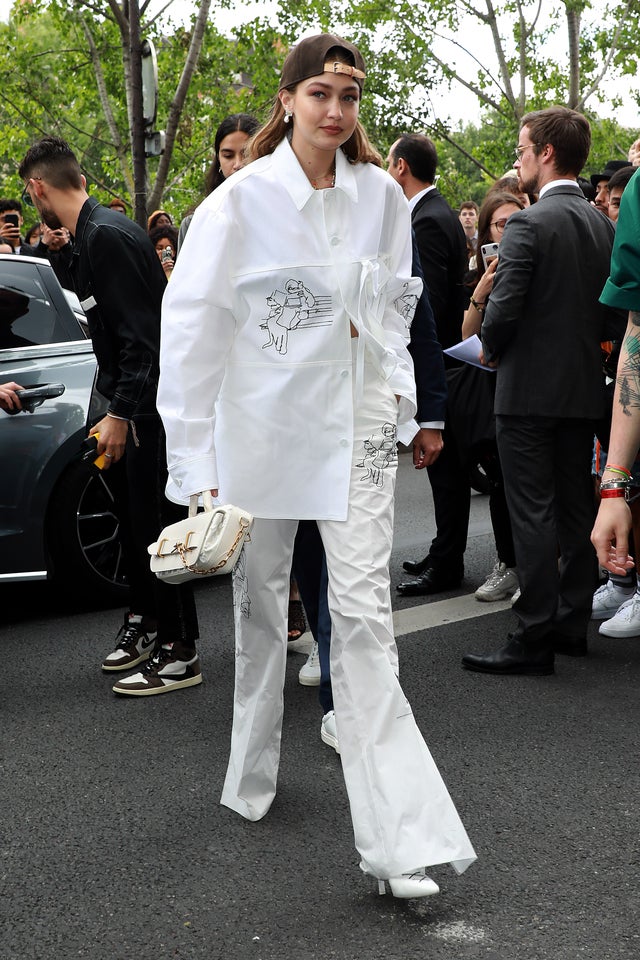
[601,166,640,311]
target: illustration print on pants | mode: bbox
[233,546,251,619]
[357,422,398,488]
[260,279,333,355]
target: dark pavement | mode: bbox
[1,454,639,959]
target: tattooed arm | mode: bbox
[591,311,640,572]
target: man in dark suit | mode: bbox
[387,133,471,596]
[462,106,621,676]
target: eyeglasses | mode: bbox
[21,177,41,208]
[514,144,537,160]
[490,218,509,233]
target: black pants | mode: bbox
[425,422,471,578]
[107,415,199,654]
[496,414,598,645]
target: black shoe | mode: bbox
[547,629,588,657]
[402,555,431,575]
[396,567,462,596]
[461,638,554,676]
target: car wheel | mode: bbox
[46,460,129,602]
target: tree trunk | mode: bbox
[147,0,213,211]
[566,7,581,109]
[128,0,148,228]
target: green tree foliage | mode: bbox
[272,0,640,198]
[0,1,283,219]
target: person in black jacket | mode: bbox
[19,135,201,696]
[387,133,472,595]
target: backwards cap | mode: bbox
[279,34,366,91]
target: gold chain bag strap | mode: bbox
[148,492,253,584]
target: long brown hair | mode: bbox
[247,47,382,167]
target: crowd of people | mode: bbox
[2,30,640,904]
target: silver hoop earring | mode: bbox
[284,110,292,124]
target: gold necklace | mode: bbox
[310,163,336,190]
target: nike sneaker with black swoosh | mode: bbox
[112,643,202,696]
[101,612,158,672]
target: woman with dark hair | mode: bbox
[24,223,43,246]
[205,113,261,194]
[149,224,179,279]
[459,190,524,600]
[177,113,260,251]
[159,34,475,899]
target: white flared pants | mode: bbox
[221,349,476,878]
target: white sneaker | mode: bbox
[599,592,640,637]
[287,632,314,655]
[298,641,321,686]
[591,579,635,620]
[378,870,440,899]
[475,561,519,601]
[320,710,340,754]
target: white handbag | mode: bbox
[148,492,253,584]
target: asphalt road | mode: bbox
[1,452,639,960]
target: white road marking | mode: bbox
[394,593,512,637]
[429,920,489,943]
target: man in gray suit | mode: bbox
[462,106,622,675]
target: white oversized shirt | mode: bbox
[158,137,421,520]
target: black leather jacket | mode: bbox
[70,197,166,418]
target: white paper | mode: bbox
[443,334,496,371]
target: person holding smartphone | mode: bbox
[455,190,525,602]
[0,199,32,255]
[149,223,179,280]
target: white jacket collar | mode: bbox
[274,136,359,210]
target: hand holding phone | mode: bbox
[480,242,499,272]
[1,213,20,246]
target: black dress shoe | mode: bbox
[547,629,588,657]
[402,555,431,575]
[396,567,462,596]
[461,638,554,675]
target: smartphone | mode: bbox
[3,213,19,228]
[161,245,174,263]
[480,242,499,272]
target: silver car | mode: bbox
[0,252,127,599]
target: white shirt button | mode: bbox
[340,438,349,447]
[330,236,341,246]
[341,369,349,378]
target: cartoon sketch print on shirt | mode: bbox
[233,547,251,619]
[394,283,418,329]
[260,279,333,355]
[357,422,398,488]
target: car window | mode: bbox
[0,261,72,349]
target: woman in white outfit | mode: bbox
[158,33,476,899]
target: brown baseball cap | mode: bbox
[279,34,366,91]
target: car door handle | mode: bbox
[15,383,66,413]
